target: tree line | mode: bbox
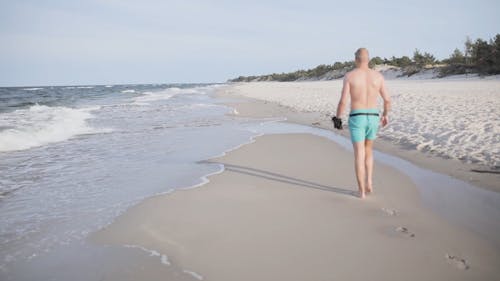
[229,34,500,82]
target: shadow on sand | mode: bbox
[199,160,357,198]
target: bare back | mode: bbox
[345,68,383,110]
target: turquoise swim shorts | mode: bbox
[348,108,380,143]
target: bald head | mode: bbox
[355,48,369,67]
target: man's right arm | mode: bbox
[335,74,350,118]
[379,76,391,117]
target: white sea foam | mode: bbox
[123,244,171,266]
[0,104,110,152]
[228,80,500,168]
[120,89,136,93]
[22,87,43,91]
[130,87,203,105]
[183,269,204,280]
[131,91,174,105]
[123,244,203,279]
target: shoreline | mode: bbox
[83,86,500,280]
[214,83,499,193]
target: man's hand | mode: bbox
[332,116,343,130]
[380,115,389,127]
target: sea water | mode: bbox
[0,84,271,277]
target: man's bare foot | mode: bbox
[359,190,366,199]
[366,182,373,194]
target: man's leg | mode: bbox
[353,141,366,198]
[364,139,374,193]
[364,115,379,194]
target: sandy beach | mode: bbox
[88,81,500,281]
[219,80,500,192]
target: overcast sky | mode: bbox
[1,0,499,86]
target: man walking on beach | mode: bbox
[334,48,391,199]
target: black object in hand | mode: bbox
[332,116,342,130]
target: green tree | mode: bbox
[423,52,436,65]
[492,34,500,73]
[464,36,473,66]
[332,62,344,70]
[471,38,493,74]
[412,49,436,67]
[395,56,412,67]
[413,49,425,67]
[369,56,384,68]
[448,48,465,65]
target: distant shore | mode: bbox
[229,64,500,82]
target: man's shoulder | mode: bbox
[342,71,351,82]
[344,69,356,79]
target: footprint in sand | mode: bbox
[381,207,397,216]
[395,226,415,237]
[445,254,469,270]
